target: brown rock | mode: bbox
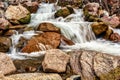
[42,49,70,73]
[91,22,108,36]
[23,1,39,13]
[70,50,120,80]
[104,28,113,39]
[109,33,120,42]
[61,35,74,45]
[21,32,61,53]
[37,22,60,33]
[0,18,10,30]
[0,53,16,75]
[0,37,11,52]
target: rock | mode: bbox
[22,1,39,13]
[42,49,70,73]
[70,50,120,80]
[5,4,31,25]
[37,22,60,33]
[0,18,11,30]
[91,22,108,36]
[55,6,74,18]
[109,33,120,42]
[0,53,16,75]
[3,30,16,36]
[104,28,113,40]
[8,0,29,5]
[6,73,62,80]
[101,15,120,28]
[58,0,83,7]
[21,32,61,53]
[61,35,74,46]
[66,75,81,80]
[0,37,11,52]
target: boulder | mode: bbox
[55,6,74,18]
[5,4,31,25]
[109,33,120,42]
[22,1,39,13]
[61,35,74,45]
[5,73,62,80]
[91,22,108,36]
[42,49,70,73]
[101,15,120,28]
[0,18,11,30]
[0,53,16,75]
[70,50,120,80]
[0,37,11,52]
[37,22,60,33]
[21,32,61,53]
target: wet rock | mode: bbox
[55,6,74,18]
[104,28,113,40]
[37,22,60,33]
[5,4,31,25]
[91,22,108,36]
[70,50,120,80]
[8,0,29,5]
[61,35,74,46]
[101,15,120,28]
[0,37,11,52]
[109,33,120,42]
[23,1,39,13]
[0,18,11,30]
[42,49,70,73]
[58,0,83,7]
[0,53,16,75]
[6,73,62,80]
[66,75,81,80]
[21,32,61,53]
[3,30,16,36]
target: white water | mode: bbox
[9,2,120,59]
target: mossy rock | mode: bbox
[19,14,31,24]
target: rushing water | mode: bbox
[9,2,120,59]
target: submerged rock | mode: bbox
[0,37,11,52]
[55,6,74,18]
[5,4,31,25]
[70,50,120,80]
[37,22,60,33]
[21,32,61,53]
[0,53,16,75]
[42,49,70,73]
[5,73,62,80]
[0,18,11,30]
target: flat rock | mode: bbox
[42,49,70,73]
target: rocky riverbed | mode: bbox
[0,0,120,80]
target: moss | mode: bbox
[19,14,31,24]
[99,67,120,80]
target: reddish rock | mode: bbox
[109,33,120,42]
[37,22,60,33]
[21,32,61,53]
[23,1,39,13]
[42,49,70,73]
[0,53,16,75]
[101,15,120,28]
[0,37,11,52]
[61,35,74,45]
[0,18,10,30]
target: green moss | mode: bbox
[19,14,31,24]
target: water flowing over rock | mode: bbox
[0,53,16,75]
[70,50,120,80]
[42,49,70,73]
[5,73,62,80]
[0,37,11,52]
[21,32,61,53]
[5,4,31,24]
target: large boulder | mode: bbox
[55,6,74,18]
[22,1,39,13]
[5,4,31,25]
[37,22,60,33]
[91,22,108,36]
[42,49,70,73]
[0,18,11,30]
[0,37,11,52]
[70,50,120,80]
[21,32,61,53]
[0,53,16,75]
